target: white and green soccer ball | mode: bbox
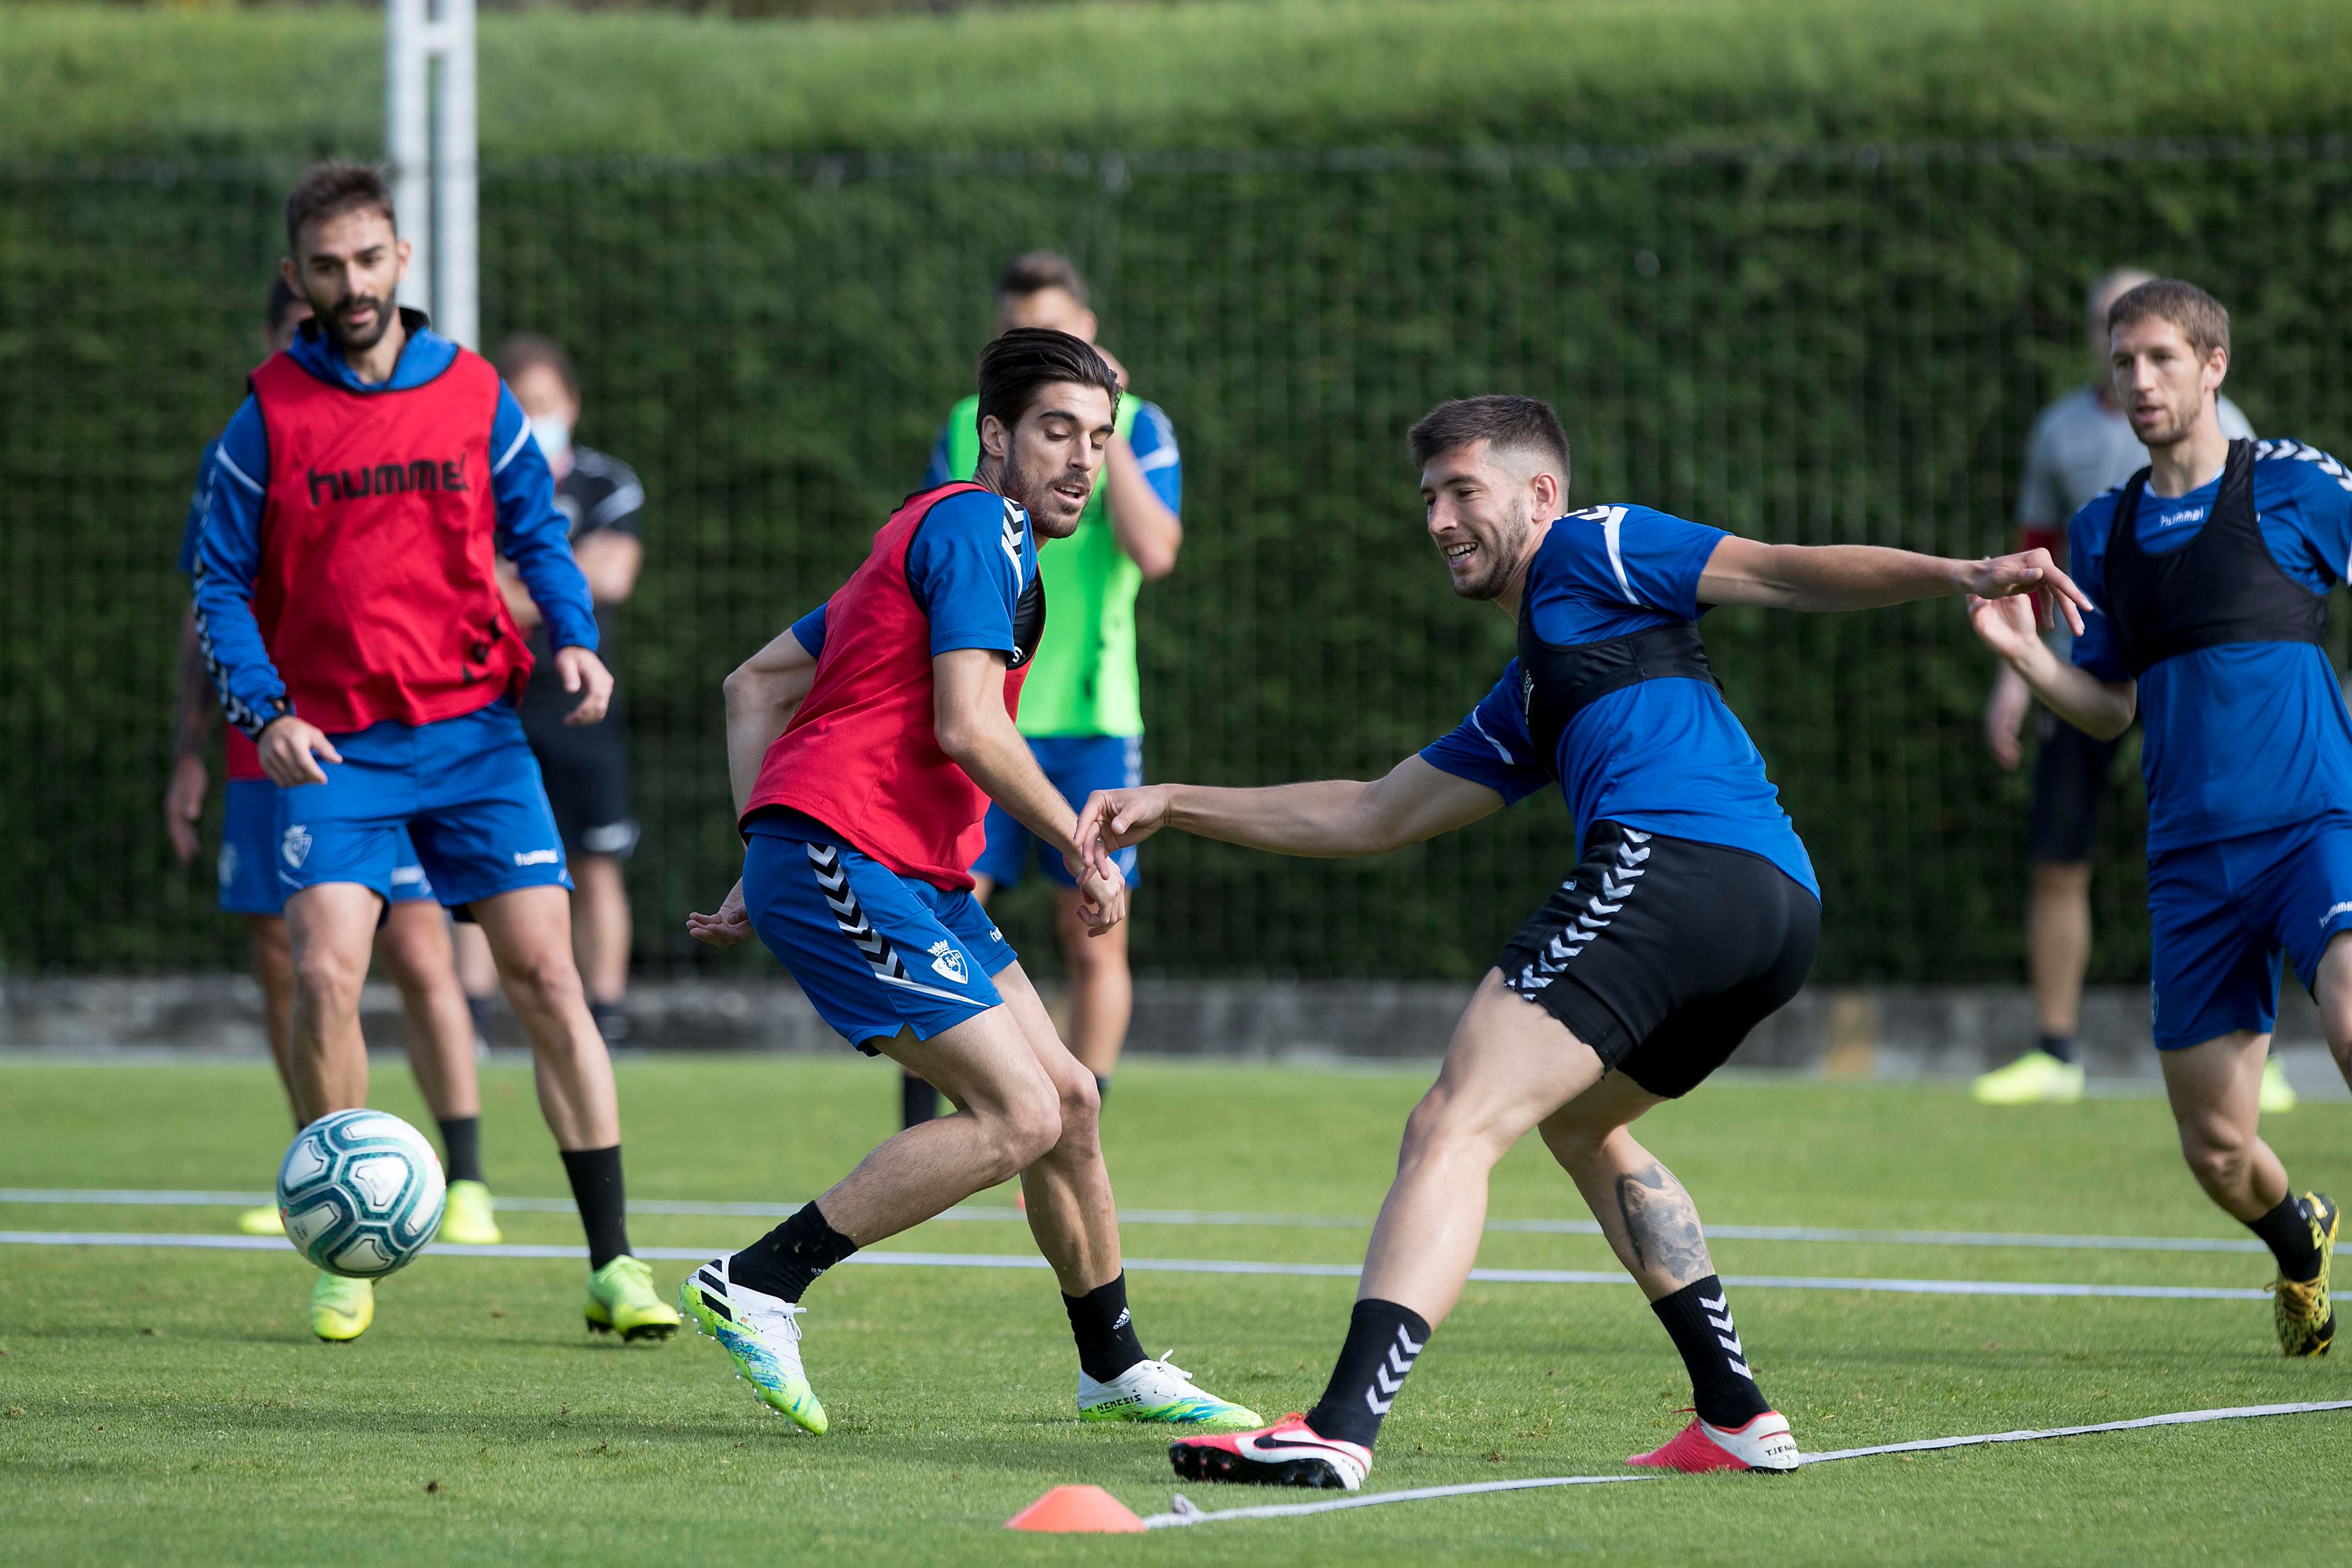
[277,1110,447,1279]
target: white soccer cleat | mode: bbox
[677,1256,827,1434]
[1079,1350,1263,1431]
[1168,1412,1372,1489]
[1627,1410,1800,1473]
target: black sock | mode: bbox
[1093,1074,1111,1104]
[436,1116,484,1185]
[2037,1032,2079,1066]
[1651,1276,1771,1428]
[901,1073,940,1129]
[730,1201,859,1303]
[1303,1299,1430,1449]
[559,1145,631,1272]
[466,993,496,1037]
[1063,1273,1148,1382]
[2247,1195,2322,1282]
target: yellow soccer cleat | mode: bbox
[310,1272,374,1342]
[1971,1050,2085,1105]
[585,1255,680,1343]
[238,1205,287,1237]
[2259,1058,2299,1115]
[2268,1191,2337,1358]
[438,1180,504,1245]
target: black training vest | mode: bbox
[2103,439,2326,677]
[1518,604,1721,779]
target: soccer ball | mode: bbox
[277,1110,447,1279]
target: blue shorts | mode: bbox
[219,779,434,917]
[744,820,1018,1052]
[273,706,571,910]
[973,734,1142,891]
[2146,814,2352,1050]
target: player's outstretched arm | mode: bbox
[1080,756,1504,864]
[1699,537,2091,634]
[165,609,216,865]
[688,617,826,951]
[1968,593,2137,741]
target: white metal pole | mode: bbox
[385,0,434,324]
[435,0,479,348]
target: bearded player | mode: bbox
[193,162,676,1345]
[677,328,1256,1438]
[170,278,504,1281]
[1078,396,2086,1488]
[1974,279,2346,1357]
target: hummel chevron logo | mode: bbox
[1601,874,1636,899]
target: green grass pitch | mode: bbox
[1,1055,2346,1565]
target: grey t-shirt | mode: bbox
[2017,385,2256,526]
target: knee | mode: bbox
[1053,1067,1101,1145]
[992,1078,1065,1174]
[1539,1116,1615,1174]
[1401,1091,1477,1168]
[2177,1117,2252,1187]
[501,946,585,1015]
[292,945,365,1013]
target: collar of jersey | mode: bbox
[288,307,457,394]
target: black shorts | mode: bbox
[2029,713,2125,865]
[521,705,638,862]
[1498,821,1819,1098]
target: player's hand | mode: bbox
[1982,666,2030,772]
[258,717,341,787]
[1967,592,2048,669]
[555,646,614,726]
[686,878,752,948]
[165,753,208,864]
[1076,784,1173,866]
[1962,548,2090,636]
[1071,857,1128,935]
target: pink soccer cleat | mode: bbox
[1169,1412,1372,1490]
[1627,1411,1801,1474]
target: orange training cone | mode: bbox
[1004,1484,1147,1533]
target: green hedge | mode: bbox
[7,1,2352,161]
[10,141,2352,982]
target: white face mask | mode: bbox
[530,413,572,466]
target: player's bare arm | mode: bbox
[1697,535,2092,633]
[550,646,613,727]
[686,625,822,948]
[166,609,218,864]
[1081,756,1503,864]
[934,645,1128,931]
[1970,591,2138,740]
[1101,438,1181,579]
[256,713,343,788]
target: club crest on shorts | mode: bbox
[927,940,969,985]
[280,824,312,869]
[218,843,240,889]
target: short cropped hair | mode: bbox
[2108,278,2231,360]
[284,161,396,254]
[494,333,578,398]
[997,249,1088,306]
[1407,396,1573,485]
[264,275,307,335]
[975,327,1120,440]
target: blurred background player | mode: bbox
[899,250,1183,1129]
[165,276,504,1250]
[1974,268,2283,1109]
[451,335,645,1044]
[193,162,676,1346]
[1972,279,2344,1356]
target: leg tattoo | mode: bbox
[1613,1163,1711,1286]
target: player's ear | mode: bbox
[393,235,412,287]
[979,412,1009,463]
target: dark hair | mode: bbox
[264,275,307,335]
[284,160,397,254]
[494,333,578,398]
[997,249,1088,305]
[2108,278,2231,359]
[974,327,1120,443]
[1407,395,1572,483]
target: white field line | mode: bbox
[1134,1400,2352,1529]
[0,1188,2268,1256]
[0,1230,2268,1300]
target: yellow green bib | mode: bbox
[942,392,1145,737]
